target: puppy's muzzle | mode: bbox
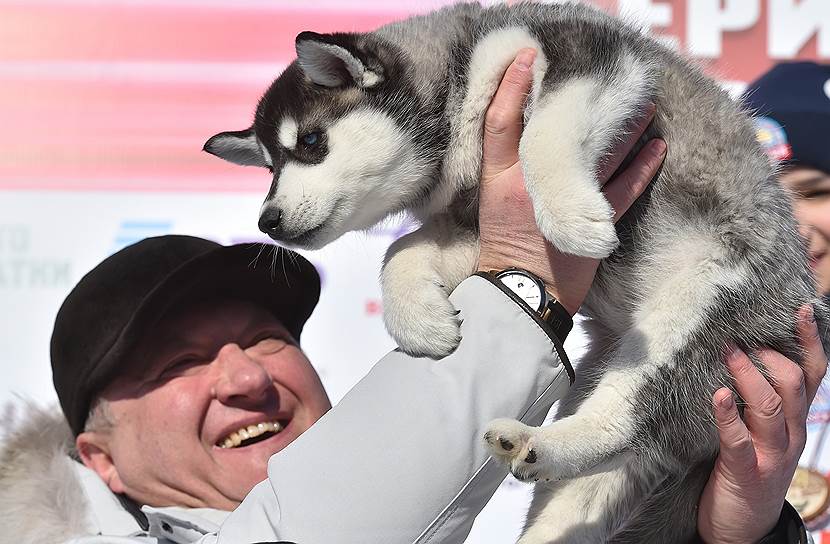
[259,208,283,240]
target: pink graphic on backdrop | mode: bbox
[364,299,383,317]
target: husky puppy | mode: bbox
[204,2,829,542]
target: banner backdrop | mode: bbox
[1,1,828,541]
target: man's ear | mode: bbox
[295,31,383,89]
[76,432,126,495]
[203,128,268,167]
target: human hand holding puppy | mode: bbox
[698,306,827,544]
[476,48,666,315]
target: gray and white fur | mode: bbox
[204,2,830,542]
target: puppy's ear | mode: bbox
[203,128,268,167]
[295,31,382,89]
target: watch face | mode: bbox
[498,272,543,311]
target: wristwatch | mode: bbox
[492,268,573,343]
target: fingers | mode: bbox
[797,304,827,404]
[720,306,825,461]
[727,347,788,453]
[481,48,536,178]
[712,387,758,473]
[597,103,656,184]
[603,138,666,222]
[754,305,827,455]
[757,347,808,448]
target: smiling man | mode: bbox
[53,237,332,515]
[74,291,333,512]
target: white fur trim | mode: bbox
[0,404,92,544]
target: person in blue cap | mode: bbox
[745,61,830,297]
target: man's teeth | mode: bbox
[218,421,283,449]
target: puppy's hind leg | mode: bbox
[485,224,739,481]
[381,215,478,358]
[519,56,653,258]
[517,455,654,544]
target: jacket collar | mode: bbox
[73,460,230,542]
[71,461,146,536]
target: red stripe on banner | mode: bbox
[0,75,274,191]
[0,5,403,62]
[0,176,271,193]
[0,3,415,192]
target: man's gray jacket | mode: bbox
[0,275,572,544]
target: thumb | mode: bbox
[481,48,536,179]
[713,387,758,477]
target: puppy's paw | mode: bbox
[534,190,619,259]
[484,418,532,457]
[383,279,461,359]
[484,419,565,483]
[551,216,618,259]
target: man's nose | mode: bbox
[259,207,282,239]
[214,344,273,406]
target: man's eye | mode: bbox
[247,336,288,354]
[159,357,203,379]
[804,190,830,200]
[300,132,320,146]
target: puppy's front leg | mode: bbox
[381,216,478,358]
[520,74,651,259]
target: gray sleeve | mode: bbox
[209,274,573,544]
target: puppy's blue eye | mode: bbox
[301,132,319,146]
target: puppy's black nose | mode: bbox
[258,209,282,239]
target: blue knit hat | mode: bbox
[743,62,830,175]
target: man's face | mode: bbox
[77,297,332,510]
[779,166,830,296]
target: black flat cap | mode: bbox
[50,235,320,436]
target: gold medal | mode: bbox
[787,466,830,522]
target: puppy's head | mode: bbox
[205,31,428,249]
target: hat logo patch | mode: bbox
[824,78,830,101]
[754,116,792,163]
